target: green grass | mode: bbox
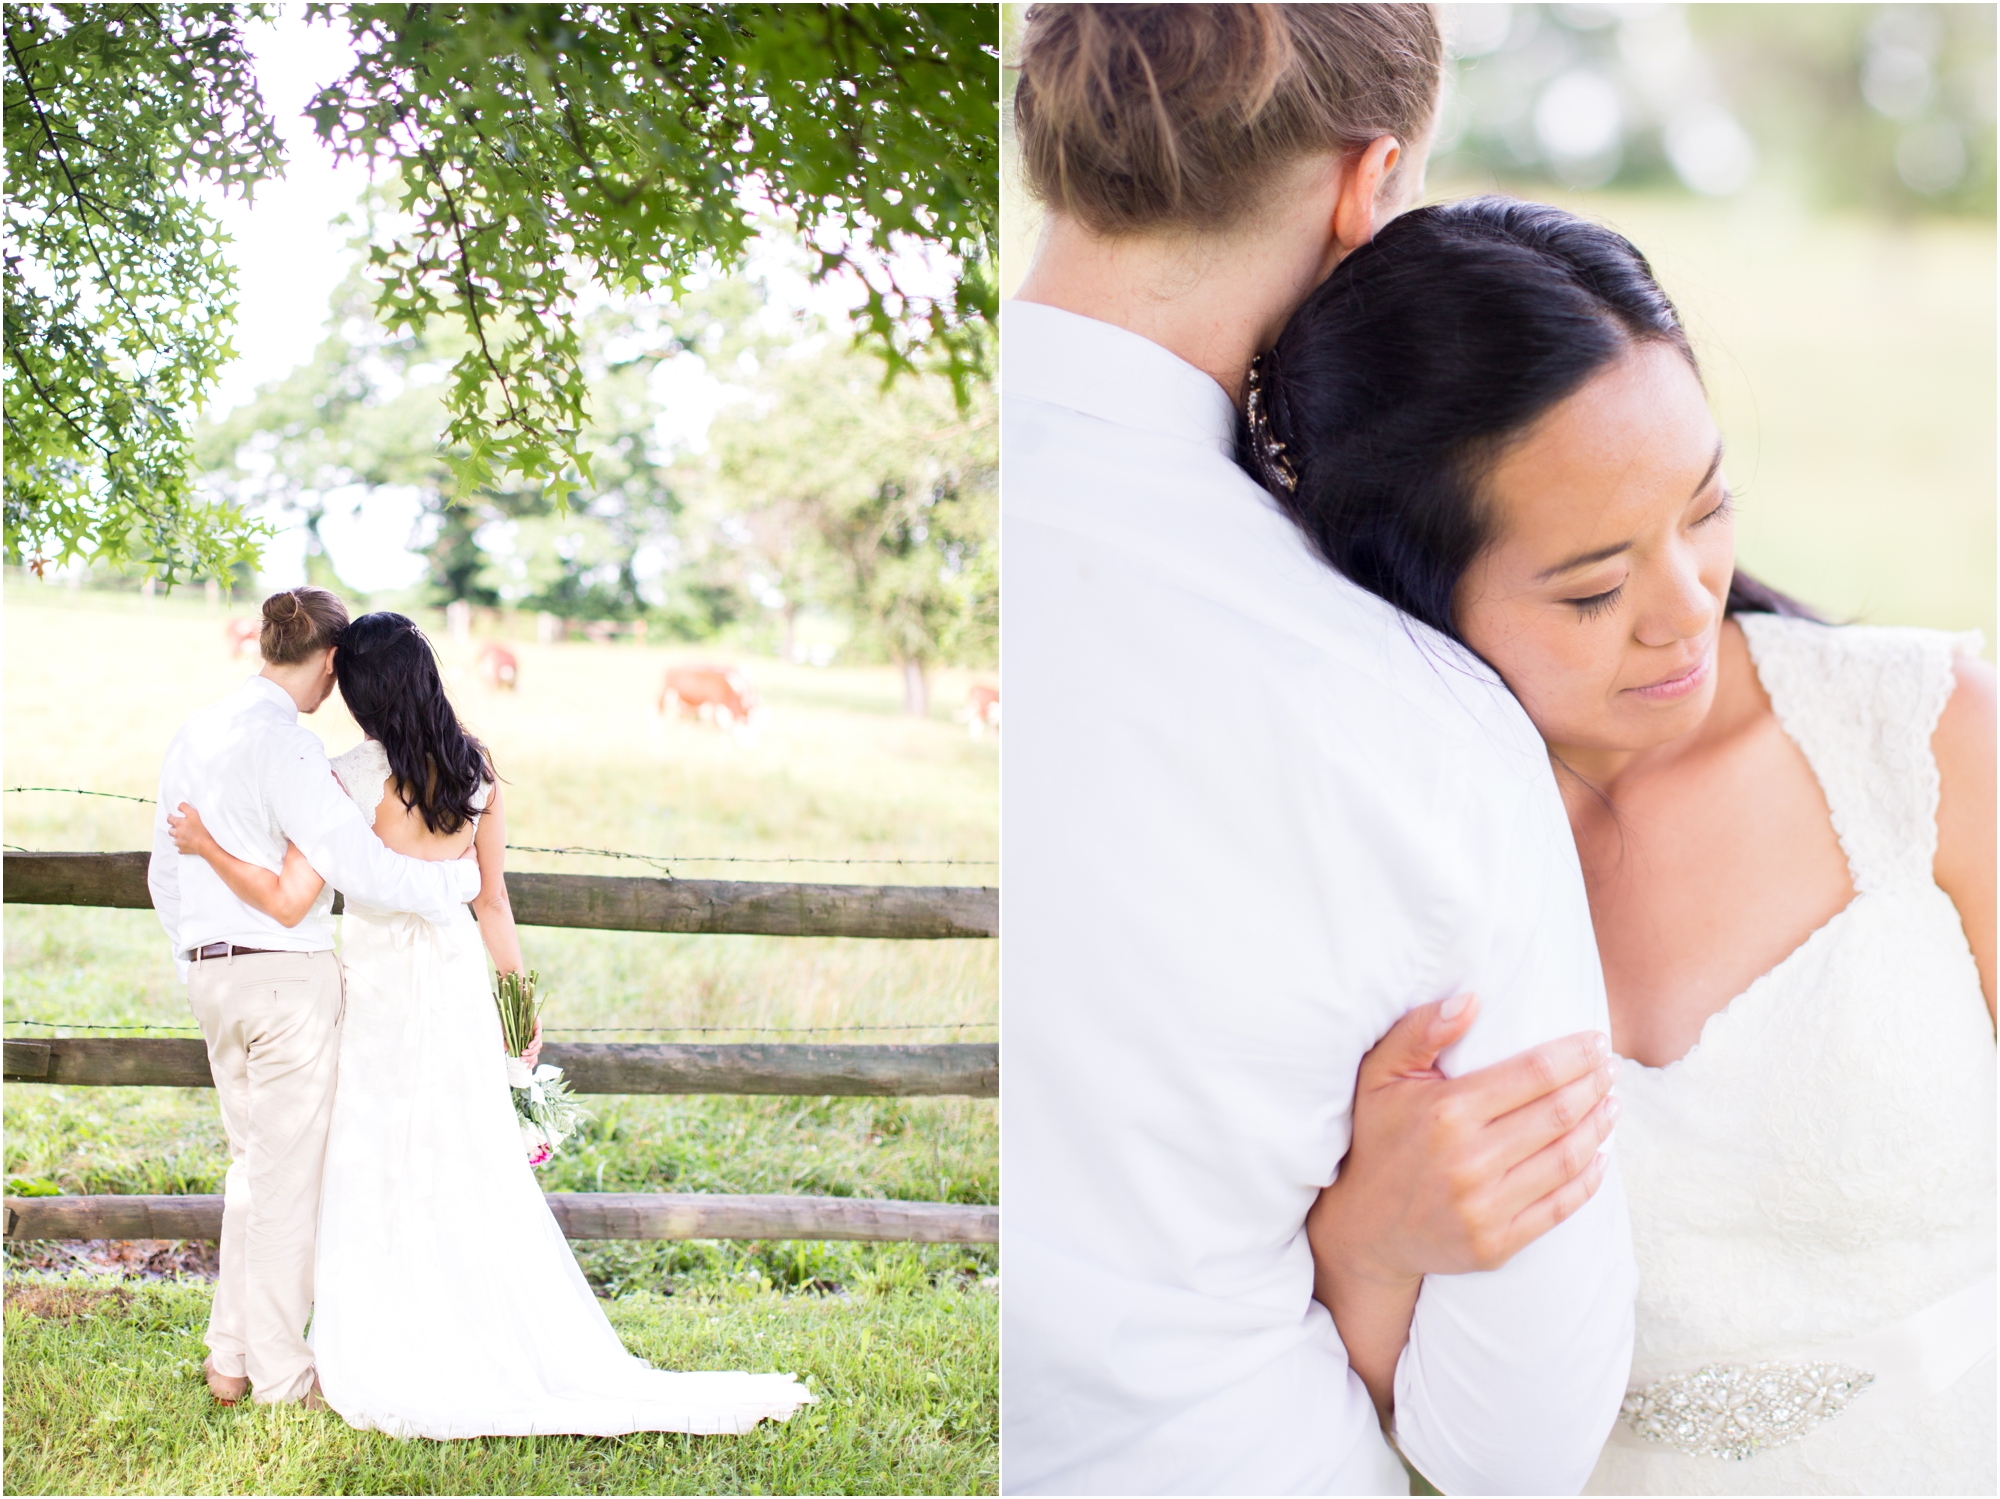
[3,587,997,1493]
[3,1276,996,1495]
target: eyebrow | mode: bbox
[1532,439,1726,582]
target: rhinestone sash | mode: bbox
[1620,1361,1873,1460]
[1616,1272,1994,1461]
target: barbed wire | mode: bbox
[3,787,997,868]
[3,1018,994,1036]
[5,786,152,805]
[504,843,994,868]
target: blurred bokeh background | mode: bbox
[1002,3,1996,646]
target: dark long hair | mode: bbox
[333,612,493,837]
[1241,196,1815,642]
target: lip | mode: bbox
[1626,648,1713,702]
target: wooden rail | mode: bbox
[2,851,998,940]
[2,1037,997,1097]
[4,1193,997,1244]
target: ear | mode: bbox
[1329,135,1404,259]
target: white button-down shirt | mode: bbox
[148,675,481,977]
[1001,301,1636,1496]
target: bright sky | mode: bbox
[206,6,924,595]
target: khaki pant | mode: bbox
[186,948,343,1404]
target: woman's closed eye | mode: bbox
[1693,488,1734,528]
[1562,490,1729,620]
[1566,582,1625,619]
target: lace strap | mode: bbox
[1739,613,1982,893]
[329,740,394,829]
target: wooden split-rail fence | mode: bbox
[3,851,998,1247]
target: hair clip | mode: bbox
[1245,354,1298,496]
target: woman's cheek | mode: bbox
[1495,617,1584,738]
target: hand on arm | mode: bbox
[1307,993,1619,1424]
[168,802,327,928]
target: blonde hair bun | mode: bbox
[258,586,349,665]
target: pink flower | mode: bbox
[520,1120,553,1165]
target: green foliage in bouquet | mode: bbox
[493,967,590,1165]
[494,967,540,1056]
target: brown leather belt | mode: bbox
[189,943,282,961]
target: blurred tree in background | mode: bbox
[194,224,997,706]
[706,337,996,714]
[1433,3,1994,214]
[7,2,998,581]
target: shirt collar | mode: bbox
[243,673,301,722]
[1003,300,1239,459]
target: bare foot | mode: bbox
[203,1355,247,1406]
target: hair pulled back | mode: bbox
[1014,3,1441,236]
[259,586,348,664]
[1245,196,1814,643]
[333,612,493,837]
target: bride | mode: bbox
[168,610,813,1439]
[1253,198,1994,1493]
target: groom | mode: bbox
[1004,7,1636,1494]
[147,585,481,1407]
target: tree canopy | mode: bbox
[4,2,997,582]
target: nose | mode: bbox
[1634,548,1719,650]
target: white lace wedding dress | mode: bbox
[1585,615,1995,1495]
[310,739,814,1438]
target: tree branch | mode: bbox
[5,28,168,363]
[400,115,524,430]
[5,341,112,458]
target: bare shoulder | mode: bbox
[1934,654,1995,806]
[1933,652,1993,896]
[1934,653,1995,1016]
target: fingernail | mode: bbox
[1603,1096,1621,1121]
[1440,993,1472,1020]
[1591,1032,1611,1059]
[1601,1058,1620,1085]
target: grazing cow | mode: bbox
[658,665,760,732]
[962,683,1000,738]
[476,643,519,691]
[224,618,262,661]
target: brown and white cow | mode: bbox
[657,665,761,734]
[962,683,999,738]
[476,643,520,691]
[224,618,262,661]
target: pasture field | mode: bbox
[2,585,998,1494]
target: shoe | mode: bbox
[203,1356,248,1406]
[302,1376,329,1413]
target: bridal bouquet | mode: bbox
[494,969,589,1166]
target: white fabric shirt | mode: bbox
[148,675,482,978]
[1000,301,1637,1497]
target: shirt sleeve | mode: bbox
[265,734,482,920]
[1389,781,1638,1496]
[146,769,190,983]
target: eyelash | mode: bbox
[1564,490,1732,620]
[1569,584,1623,620]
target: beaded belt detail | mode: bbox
[1619,1360,1874,1460]
[1616,1273,1994,1464]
